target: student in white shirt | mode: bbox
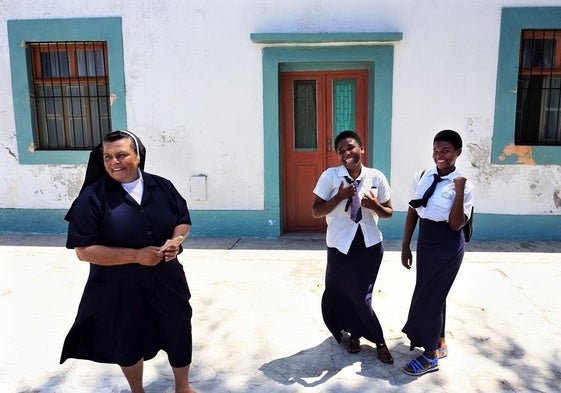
[401,129,474,376]
[312,130,394,364]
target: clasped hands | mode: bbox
[136,236,183,266]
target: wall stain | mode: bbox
[465,142,505,184]
[498,143,536,165]
[554,190,561,208]
[3,147,17,159]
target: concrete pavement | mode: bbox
[1,235,560,392]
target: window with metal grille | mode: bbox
[515,30,561,145]
[28,41,111,150]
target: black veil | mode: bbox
[64,130,146,222]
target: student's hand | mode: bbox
[361,189,378,209]
[453,177,467,190]
[336,180,355,201]
[401,247,413,270]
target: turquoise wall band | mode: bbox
[1,209,559,241]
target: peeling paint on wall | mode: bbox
[465,142,505,184]
[498,143,536,165]
[554,190,561,209]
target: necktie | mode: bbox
[409,173,444,208]
[344,176,362,223]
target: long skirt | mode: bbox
[60,259,192,367]
[402,218,465,351]
[322,227,385,344]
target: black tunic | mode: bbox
[60,171,193,367]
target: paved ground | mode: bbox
[1,235,560,393]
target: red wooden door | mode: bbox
[281,70,368,233]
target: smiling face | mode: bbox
[336,137,363,177]
[433,140,461,175]
[102,138,141,183]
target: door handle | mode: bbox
[327,138,332,152]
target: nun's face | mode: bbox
[102,138,141,183]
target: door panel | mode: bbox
[281,70,368,233]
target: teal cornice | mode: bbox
[250,32,403,44]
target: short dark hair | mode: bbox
[334,130,363,150]
[434,129,462,149]
[103,130,139,155]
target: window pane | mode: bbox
[77,49,106,77]
[333,79,356,134]
[293,80,317,150]
[516,30,561,145]
[540,77,561,142]
[41,51,70,77]
[522,38,554,68]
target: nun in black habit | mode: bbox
[61,130,197,393]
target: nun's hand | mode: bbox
[137,246,165,266]
[162,246,179,262]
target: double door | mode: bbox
[281,69,368,233]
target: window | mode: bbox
[8,17,125,165]
[28,42,111,150]
[492,7,561,164]
[516,30,561,145]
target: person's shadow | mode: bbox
[259,334,377,388]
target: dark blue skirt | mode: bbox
[402,218,464,351]
[322,227,386,344]
[60,259,192,367]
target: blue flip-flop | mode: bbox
[403,354,439,376]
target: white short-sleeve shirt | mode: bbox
[313,165,391,254]
[410,166,474,222]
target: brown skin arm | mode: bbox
[401,206,419,270]
[312,180,354,218]
[448,177,467,231]
[75,245,163,266]
[75,223,191,266]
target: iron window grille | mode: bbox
[28,41,112,150]
[515,30,561,145]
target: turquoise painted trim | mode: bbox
[492,7,561,165]
[7,17,126,165]
[0,209,282,238]
[1,209,560,241]
[280,62,370,72]
[261,45,395,236]
[250,32,403,44]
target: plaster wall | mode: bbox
[1,0,560,216]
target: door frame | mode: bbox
[260,44,396,236]
[280,69,369,233]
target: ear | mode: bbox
[456,147,462,157]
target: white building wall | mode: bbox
[1,0,561,216]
